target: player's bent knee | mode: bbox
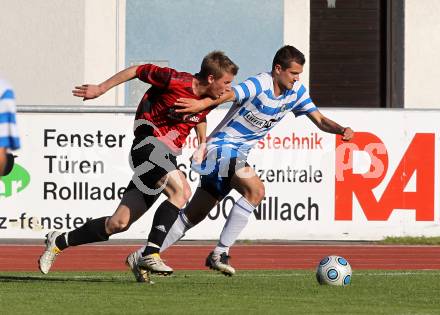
[256,185,266,202]
[105,218,130,234]
[183,186,192,203]
[1,153,15,176]
[247,185,265,206]
[172,189,191,208]
[174,196,189,209]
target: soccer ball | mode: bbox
[316,255,352,286]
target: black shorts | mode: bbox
[126,136,178,196]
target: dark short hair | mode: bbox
[272,45,305,70]
[198,51,239,80]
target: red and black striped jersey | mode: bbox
[134,64,210,153]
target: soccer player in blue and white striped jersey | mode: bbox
[204,64,318,158]
[0,78,20,176]
[135,46,354,276]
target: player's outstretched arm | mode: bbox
[175,90,236,114]
[72,65,138,100]
[307,110,354,141]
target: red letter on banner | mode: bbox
[335,132,434,221]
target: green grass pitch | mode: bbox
[0,270,439,314]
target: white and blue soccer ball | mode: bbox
[316,255,352,286]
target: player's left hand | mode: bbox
[341,127,354,141]
[175,98,208,114]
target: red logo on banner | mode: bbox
[335,132,435,221]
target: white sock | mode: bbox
[214,197,255,256]
[160,211,193,253]
[136,245,146,257]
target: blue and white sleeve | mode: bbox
[0,87,20,150]
[292,84,318,117]
[232,75,263,103]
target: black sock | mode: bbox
[60,217,110,247]
[55,233,68,250]
[143,200,179,256]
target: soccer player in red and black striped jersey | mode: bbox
[38,52,238,282]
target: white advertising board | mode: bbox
[1,108,439,240]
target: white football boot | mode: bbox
[138,253,173,276]
[126,251,152,283]
[38,231,62,274]
[205,251,235,276]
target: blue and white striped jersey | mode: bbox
[0,78,20,150]
[207,72,317,156]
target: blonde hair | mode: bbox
[198,51,239,80]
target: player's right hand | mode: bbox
[341,127,354,141]
[190,142,207,164]
[72,84,103,100]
